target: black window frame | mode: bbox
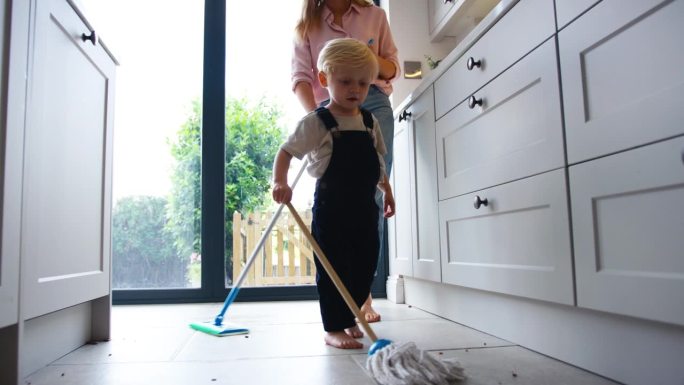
[114,0,387,305]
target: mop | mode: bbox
[189,161,309,336]
[286,203,466,385]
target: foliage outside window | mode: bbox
[112,98,284,288]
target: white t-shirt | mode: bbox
[281,110,387,182]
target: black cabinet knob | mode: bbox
[81,30,97,45]
[468,95,483,109]
[473,195,488,209]
[398,110,412,122]
[467,57,482,70]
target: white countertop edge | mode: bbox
[393,0,520,116]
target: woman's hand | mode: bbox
[383,189,395,218]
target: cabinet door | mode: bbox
[407,87,441,282]
[21,0,115,319]
[436,38,564,200]
[554,0,601,30]
[440,169,574,305]
[429,0,500,43]
[570,136,684,326]
[428,0,455,35]
[560,0,684,164]
[0,0,22,329]
[388,112,414,277]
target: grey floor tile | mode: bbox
[193,300,324,326]
[26,301,619,385]
[25,356,377,385]
[368,318,513,351]
[444,346,619,385]
[54,326,195,364]
[177,322,367,361]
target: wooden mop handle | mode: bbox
[286,202,378,343]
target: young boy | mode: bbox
[272,38,395,349]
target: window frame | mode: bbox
[114,0,387,305]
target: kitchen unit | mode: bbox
[0,0,116,382]
[386,0,684,384]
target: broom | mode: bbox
[189,161,309,336]
[286,202,466,385]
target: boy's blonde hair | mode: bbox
[317,38,379,79]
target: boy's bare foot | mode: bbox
[345,324,363,338]
[360,294,381,323]
[324,331,363,349]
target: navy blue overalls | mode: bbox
[312,107,380,332]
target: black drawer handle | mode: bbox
[81,30,97,45]
[467,57,482,70]
[468,95,483,109]
[443,0,454,3]
[473,195,488,209]
[398,110,412,122]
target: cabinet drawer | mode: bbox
[439,169,574,304]
[571,136,684,326]
[434,0,555,119]
[560,0,684,164]
[435,38,563,200]
[554,0,601,30]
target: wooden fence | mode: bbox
[232,208,317,286]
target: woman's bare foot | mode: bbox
[345,324,363,338]
[324,331,363,349]
[360,294,381,323]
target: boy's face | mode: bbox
[319,66,374,115]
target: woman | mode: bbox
[291,0,400,323]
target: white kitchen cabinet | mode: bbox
[389,0,684,381]
[434,0,555,119]
[388,107,414,277]
[1,0,116,379]
[405,87,441,282]
[428,0,499,43]
[390,87,442,282]
[21,0,115,320]
[554,0,601,30]
[439,169,574,305]
[570,136,684,326]
[428,0,456,37]
[435,38,564,200]
[0,0,20,330]
[560,0,684,164]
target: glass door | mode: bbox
[82,0,207,302]
[81,0,386,303]
[223,0,318,296]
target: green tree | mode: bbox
[112,196,187,288]
[167,97,285,284]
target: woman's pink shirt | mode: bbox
[291,3,400,105]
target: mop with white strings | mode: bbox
[286,202,466,385]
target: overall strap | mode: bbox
[315,107,338,131]
[315,107,374,131]
[360,108,374,130]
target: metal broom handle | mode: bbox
[286,202,379,343]
[216,161,309,325]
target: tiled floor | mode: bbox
[25,300,618,384]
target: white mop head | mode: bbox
[366,341,466,385]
